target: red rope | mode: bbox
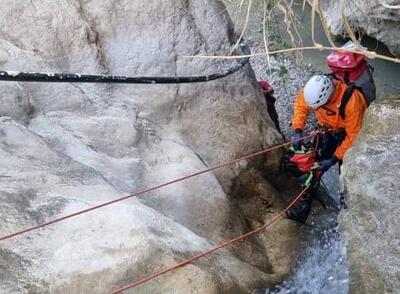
[110,185,310,294]
[0,132,320,242]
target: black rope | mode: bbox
[0,43,250,84]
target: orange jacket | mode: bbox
[292,81,367,160]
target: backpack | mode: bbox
[326,41,376,119]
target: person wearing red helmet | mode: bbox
[258,80,281,133]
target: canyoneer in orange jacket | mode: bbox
[285,75,368,223]
[291,75,368,173]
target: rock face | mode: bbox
[0,1,299,293]
[318,0,400,57]
[340,95,400,293]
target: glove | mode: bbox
[292,129,304,150]
[313,156,339,173]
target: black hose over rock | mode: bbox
[0,43,250,84]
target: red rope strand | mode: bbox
[0,132,320,242]
[111,186,310,293]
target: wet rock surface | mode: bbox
[0,1,305,293]
[340,96,400,293]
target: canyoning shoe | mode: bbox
[286,192,314,224]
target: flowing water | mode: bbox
[262,159,349,294]
[267,235,349,294]
[265,198,349,294]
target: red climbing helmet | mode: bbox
[258,80,274,95]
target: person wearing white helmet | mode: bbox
[303,75,335,109]
[291,74,368,172]
[285,74,368,223]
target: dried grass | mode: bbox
[229,0,253,55]
[214,0,400,64]
[262,0,272,70]
[186,45,400,63]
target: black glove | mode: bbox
[314,155,339,173]
[292,129,304,150]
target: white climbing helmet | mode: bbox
[303,75,334,109]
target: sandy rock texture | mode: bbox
[340,95,400,293]
[318,0,400,57]
[0,0,301,293]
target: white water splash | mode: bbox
[271,233,348,293]
[267,210,349,294]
